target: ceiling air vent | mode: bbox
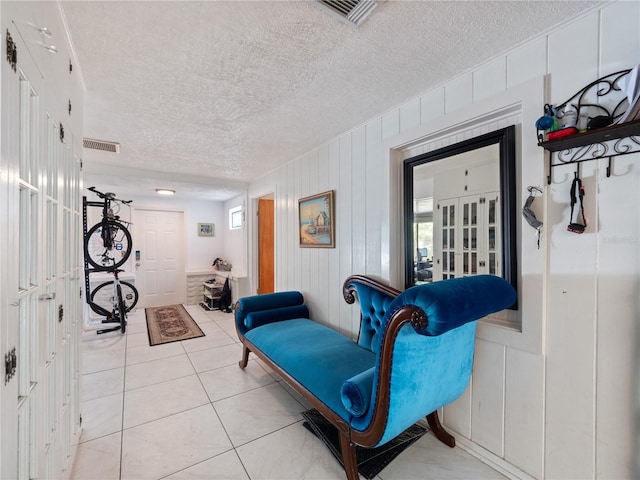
[314,0,383,27]
[83,138,120,153]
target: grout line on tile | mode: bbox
[155,448,237,480]
[228,418,308,450]
[121,401,212,432]
[124,351,187,368]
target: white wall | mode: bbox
[248,2,640,478]
[223,194,248,275]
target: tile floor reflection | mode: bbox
[71,306,506,480]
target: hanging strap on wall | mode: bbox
[523,186,543,249]
[567,173,587,234]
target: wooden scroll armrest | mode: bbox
[342,275,401,306]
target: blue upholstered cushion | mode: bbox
[348,275,516,445]
[340,367,374,416]
[349,284,397,354]
[235,291,304,336]
[245,319,376,422]
[388,275,517,336]
[349,321,479,445]
[244,305,309,330]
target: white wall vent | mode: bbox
[83,138,120,153]
[314,0,383,27]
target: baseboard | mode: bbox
[453,435,537,480]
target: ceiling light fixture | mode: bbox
[155,189,175,195]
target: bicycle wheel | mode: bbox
[116,285,127,333]
[84,220,132,270]
[90,281,138,314]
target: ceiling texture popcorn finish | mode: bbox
[61,1,597,200]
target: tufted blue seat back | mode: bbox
[352,283,397,354]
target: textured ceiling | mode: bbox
[61,1,596,201]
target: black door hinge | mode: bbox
[6,30,17,72]
[58,304,64,323]
[4,347,17,384]
[60,123,65,143]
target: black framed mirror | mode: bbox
[403,126,517,308]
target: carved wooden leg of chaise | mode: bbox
[338,433,360,480]
[426,410,455,447]
[239,345,250,369]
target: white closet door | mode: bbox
[1,18,83,479]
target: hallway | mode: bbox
[71,306,506,479]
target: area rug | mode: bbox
[301,408,426,479]
[145,304,205,346]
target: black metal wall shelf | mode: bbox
[539,119,640,184]
[536,68,640,184]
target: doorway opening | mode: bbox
[257,194,274,294]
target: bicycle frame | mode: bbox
[85,187,133,271]
[94,270,128,335]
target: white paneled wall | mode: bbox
[248,2,639,478]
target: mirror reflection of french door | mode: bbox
[433,192,500,281]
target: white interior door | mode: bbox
[134,209,185,307]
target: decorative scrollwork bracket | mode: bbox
[537,69,640,183]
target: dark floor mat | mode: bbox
[301,408,426,479]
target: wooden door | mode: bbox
[258,198,274,294]
[134,210,185,307]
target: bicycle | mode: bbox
[84,186,133,270]
[90,269,138,334]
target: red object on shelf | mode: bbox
[546,127,578,141]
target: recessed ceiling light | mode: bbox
[155,189,175,195]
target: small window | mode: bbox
[229,206,243,229]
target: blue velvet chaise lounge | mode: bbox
[234,274,516,480]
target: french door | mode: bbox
[1,20,83,479]
[433,192,501,281]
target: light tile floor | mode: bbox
[71,305,506,480]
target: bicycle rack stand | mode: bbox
[83,195,126,335]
